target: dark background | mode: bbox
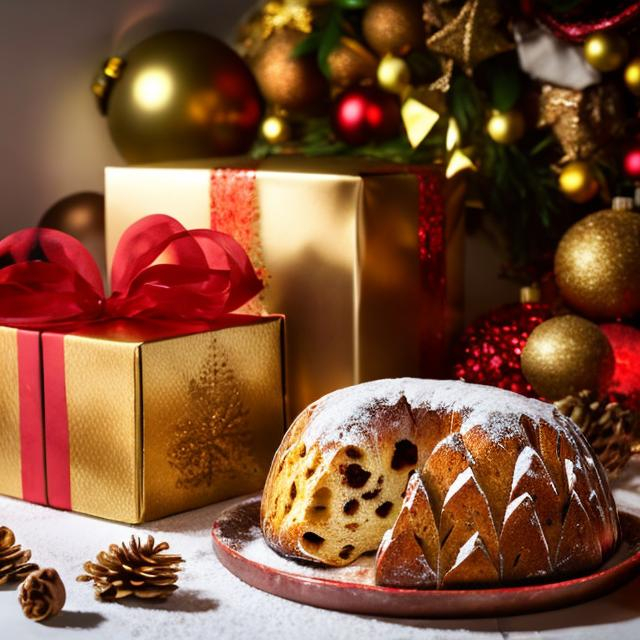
[0,0,518,319]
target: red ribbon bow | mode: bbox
[0,214,263,329]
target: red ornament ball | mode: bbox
[600,323,640,409]
[331,87,401,146]
[623,145,640,178]
[453,302,552,396]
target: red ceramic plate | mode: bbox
[211,495,640,618]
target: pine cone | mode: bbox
[555,390,639,476]
[0,527,38,585]
[77,535,184,601]
[19,568,66,622]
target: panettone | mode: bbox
[260,379,619,587]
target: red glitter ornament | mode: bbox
[623,145,640,179]
[453,293,552,396]
[600,322,640,409]
[331,86,401,146]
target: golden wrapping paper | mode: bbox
[105,157,466,417]
[0,317,285,523]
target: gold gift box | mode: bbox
[106,157,465,416]
[0,316,285,523]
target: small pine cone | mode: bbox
[77,535,184,601]
[0,527,39,585]
[555,390,638,476]
[18,568,66,622]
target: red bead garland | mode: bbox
[453,302,552,396]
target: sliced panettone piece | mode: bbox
[460,424,528,532]
[437,467,499,582]
[375,473,439,588]
[375,507,437,588]
[500,493,552,583]
[441,533,499,588]
[509,446,562,556]
[555,491,603,577]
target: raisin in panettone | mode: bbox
[260,379,619,587]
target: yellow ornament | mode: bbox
[377,54,411,95]
[261,115,291,144]
[558,161,599,203]
[554,203,640,319]
[486,109,525,144]
[584,32,627,72]
[624,58,640,95]
[521,315,614,400]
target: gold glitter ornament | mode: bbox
[377,54,411,94]
[426,0,513,75]
[327,37,378,89]
[261,0,314,39]
[261,114,291,143]
[537,83,625,163]
[554,205,640,320]
[362,0,426,56]
[252,28,328,112]
[558,160,599,203]
[486,109,525,144]
[584,32,627,72]
[521,315,614,401]
[624,58,640,95]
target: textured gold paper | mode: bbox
[64,336,141,522]
[0,327,22,498]
[141,319,285,521]
[62,318,284,523]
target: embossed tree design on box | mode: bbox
[168,338,256,489]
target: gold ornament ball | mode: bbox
[327,38,378,89]
[624,58,640,95]
[261,115,291,144]
[377,54,411,95]
[253,29,328,113]
[584,32,628,72]
[105,30,263,163]
[558,161,599,203]
[362,0,425,56]
[554,208,640,319]
[521,315,614,400]
[486,110,525,144]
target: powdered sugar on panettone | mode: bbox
[300,378,564,450]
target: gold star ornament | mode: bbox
[425,0,513,75]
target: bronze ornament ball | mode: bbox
[583,32,628,73]
[105,30,263,163]
[362,0,426,56]
[554,208,640,319]
[252,29,328,113]
[39,192,106,277]
[521,315,614,400]
[558,161,599,204]
[486,110,525,145]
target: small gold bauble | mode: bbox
[521,315,614,400]
[584,32,628,72]
[554,208,640,319]
[377,54,411,95]
[252,29,328,112]
[261,115,291,144]
[362,0,425,56]
[486,109,525,144]
[558,161,599,203]
[327,38,378,89]
[624,58,640,95]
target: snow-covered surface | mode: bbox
[1,458,640,640]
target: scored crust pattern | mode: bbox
[260,379,619,587]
